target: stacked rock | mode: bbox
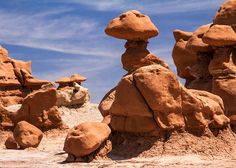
[172,0,236,129]
[105,10,168,73]
[99,10,230,134]
[55,74,89,107]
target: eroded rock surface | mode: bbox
[172,0,236,128]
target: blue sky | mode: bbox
[0,0,224,103]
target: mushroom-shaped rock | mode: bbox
[5,135,19,149]
[56,83,90,107]
[55,77,71,84]
[64,122,111,158]
[213,0,236,25]
[70,74,87,83]
[13,121,43,149]
[202,24,236,46]
[105,10,158,40]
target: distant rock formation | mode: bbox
[0,45,49,107]
[0,84,65,130]
[172,0,236,129]
[55,74,89,107]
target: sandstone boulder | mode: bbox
[64,122,111,157]
[12,87,64,129]
[5,135,18,149]
[105,10,158,40]
[13,121,43,149]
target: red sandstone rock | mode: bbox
[133,65,185,130]
[55,74,86,88]
[173,29,193,41]
[122,40,168,72]
[213,0,236,25]
[100,10,230,135]
[203,24,236,46]
[5,135,18,149]
[109,74,158,132]
[12,87,64,129]
[13,121,43,149]
[64,122,111,157]
[186,24,212,53]
[172,39,197,78]
[99,88,116,117]
[105,10,158,40]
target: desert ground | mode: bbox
[1,103,236,168]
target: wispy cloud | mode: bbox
[0,8,120,57]
[57,0,225,15]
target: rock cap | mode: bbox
[105,10,158,40]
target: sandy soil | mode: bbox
[1,103,236,168]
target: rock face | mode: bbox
[64,122,111,157]
[99,10,230,134]
[172,0,236,129]
[0,86,64,130]
[13,121,43,149]
[0,45,49,107]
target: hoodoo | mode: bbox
[172,0,236,130]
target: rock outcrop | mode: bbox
[0,45,49,107]
[99,10,229,135]
[0,85,65,130]
[172,0,236,129]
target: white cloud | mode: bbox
[58,0,225,15]
[0,8,120,58]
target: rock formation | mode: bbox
[0,45,49,107]
[0,84,65,130]
[13,121,43,149]
[99,10,229,134]
[64,122,111,160]
[172,0,236,129]
[55,74,89,107]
